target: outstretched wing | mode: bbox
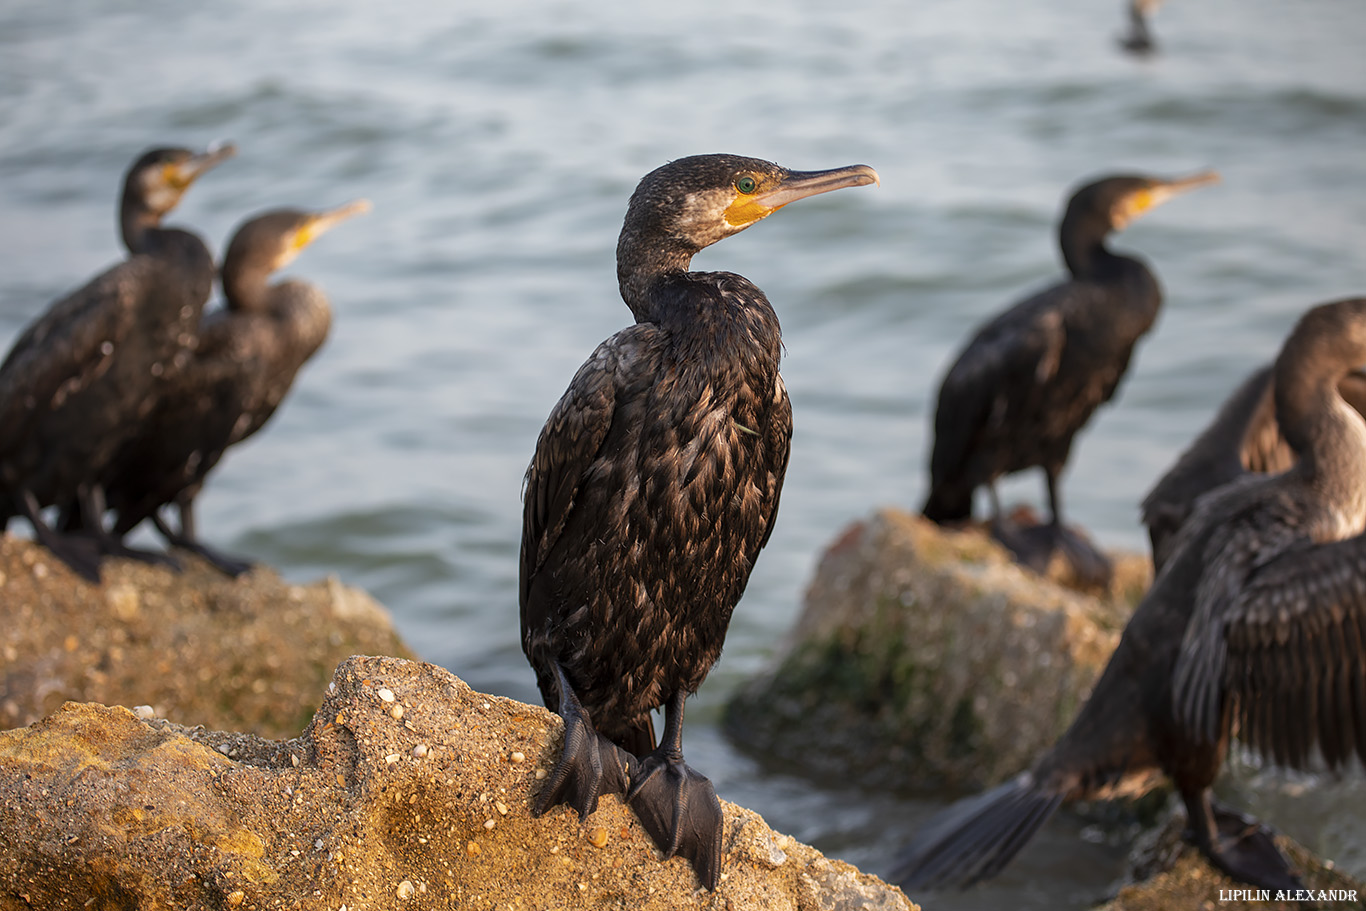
[1220,533,1366,770]
[1171,483,1366,769]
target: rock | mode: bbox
[0,534,412,739]
[0,655,916,911]
[1096,809,1365,910]
[724,508,1150,791]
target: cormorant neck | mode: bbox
[223,261,276,314]
[121,204,164,255]
[617,232,700,323]
[1059,207,1120,279]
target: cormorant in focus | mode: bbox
[0,144,235,581]
[1143,364,1366,571]
[521,154,878,888]
[921,171,1218,582]
[92,201,371,575]
[894,297,1366,894]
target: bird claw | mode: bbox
[627,750,724,890]
[534,702,632,821]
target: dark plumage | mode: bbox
[520,154,877,888]
[92,201,370,574]
[1143,364,1366,571]
[921,171,1217,577]
[894,297,1366,894]
[1119,0,1164,54]
[0,144,235,581]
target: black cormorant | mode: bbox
[92,200,371,575]
[921,171,1218,580]
[520,154,878,889]
[0,144,235,581]
[1143,365,1366,571]
[1119,0,1163,55]
[894,297,1366,893]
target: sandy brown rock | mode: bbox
[725,508,1149,791]
[0,655,915,911]
[1096,810,1365,911]
[0,533,412,739]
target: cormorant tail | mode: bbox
[890,772,1064,891]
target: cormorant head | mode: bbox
[1065,170,1220,237]
[221,200,370,307]
[122,142,238,219]
[617,154,878,304]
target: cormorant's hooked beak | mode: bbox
[725,164,879,229]
[168,142,238,190]
[1113,169,1219,230]
[290,198,372,257]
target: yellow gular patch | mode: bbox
[723,195,779,229]
[162,162,189,190]
[1124,189,1155,219]
[292,221,320,253]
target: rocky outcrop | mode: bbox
[0,655,915,911]
[725,508,1150,791]
[0,534,412,740]
[1097,810,1365,911]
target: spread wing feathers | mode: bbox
[1219,534,1366,770]
[889,773,1064,891]
[1171,485,1349,762]
[927,296,1067,499]
[0,261,151,446]
[519,327,652,614]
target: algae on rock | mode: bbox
[725,508,1150,792]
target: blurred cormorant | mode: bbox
[1119,0,1164,55]
[0,144,235,581]
[521,154,878,889]
[1143,365,1366,571]
[921,171,1217,580]
[894,297,1366,893]
[94,201,370,575]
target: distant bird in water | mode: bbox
[520,153,878,888]
[0,144,235,582]
[894,296,1366,894]
[921,171,1218,584]
[88,200,371,576]
[1119,0,1164,55]
[1143,364,1366,571]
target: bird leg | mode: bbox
[626,688,724,890]
[1182,789,1302,891]
[533,662,633,822]
[147,493,253,577]
[75,483,180,570]
[17,488,102,583]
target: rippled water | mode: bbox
[3,1,1365,906]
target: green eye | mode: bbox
[735,176,757,194]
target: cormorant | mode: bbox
[91,201,371,575]
[0,144,235,581]
[1119,0,1163,55]
[921,171,1218,581]
[1143,364,1366,571]
[893,297,1366,893]
[520,154,878,889]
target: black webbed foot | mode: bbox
[534,663,632,821]
[151,514,251,577]
[990,512,1113,589]
[627,748,724,890]
[1184,793,1303,892]
[1201,802,1303,891]
[19,489,103,584]
[97,536,182,572]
